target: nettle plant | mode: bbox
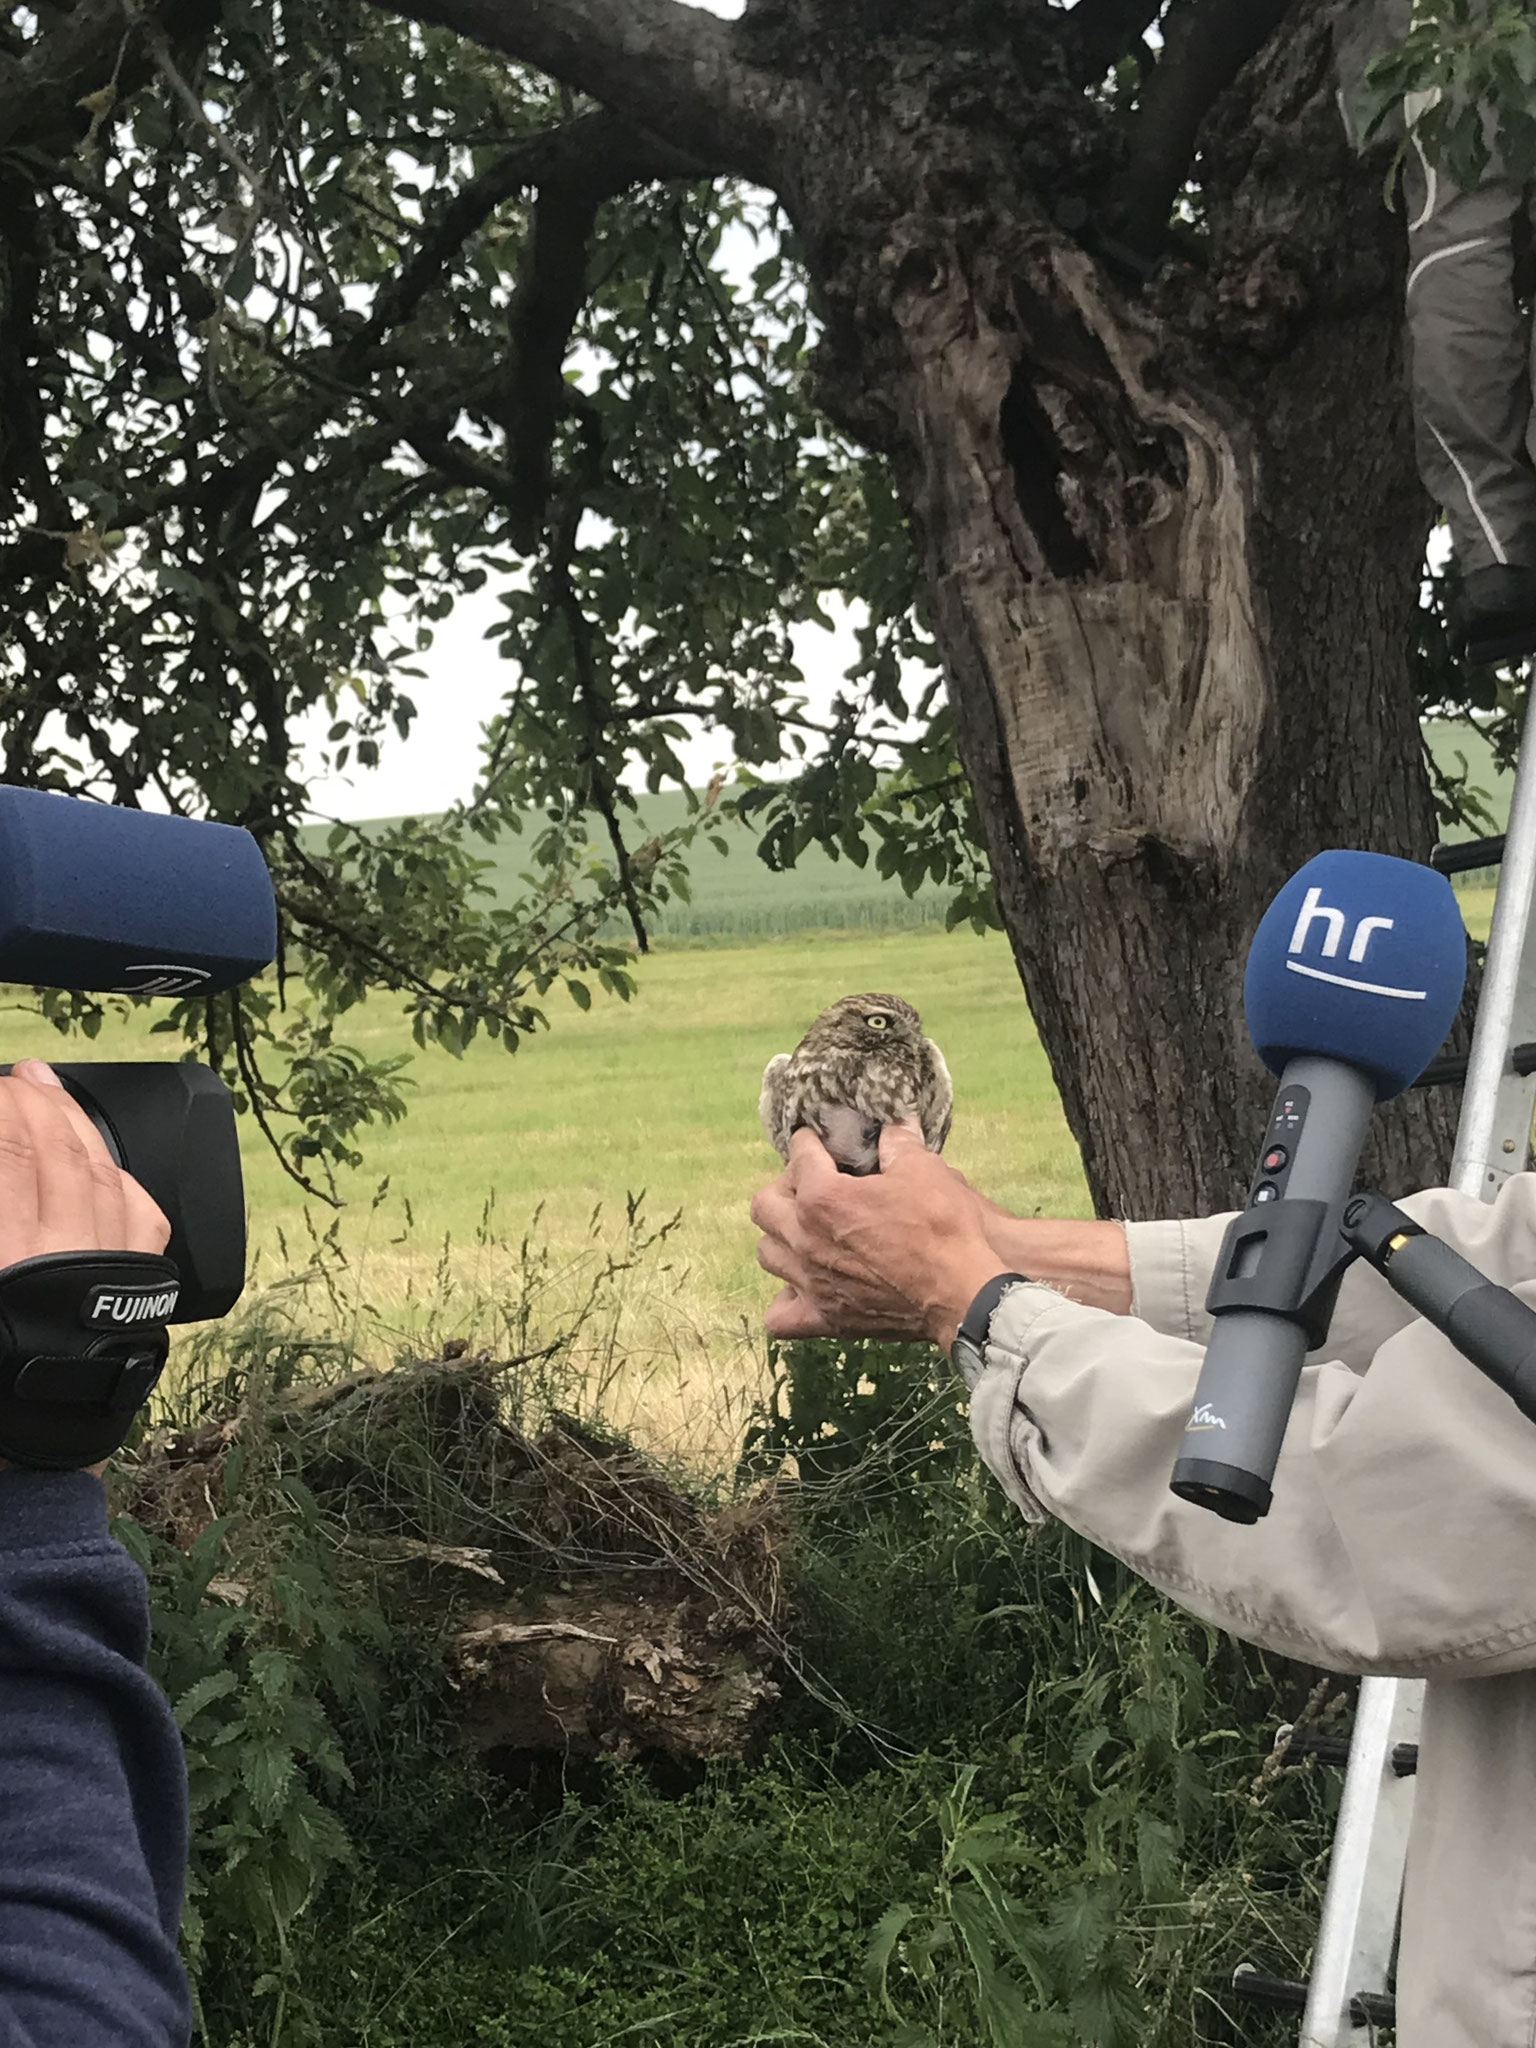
[119,1481,383,2034]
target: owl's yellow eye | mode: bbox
[864,1012,891,1030]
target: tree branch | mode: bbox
[0,0,128,159]
[558,444,653,953]
[372,0,784,183]
[498,176,603,551]
[187,110,695,544]
[225,987,339,1204]
[1112,0,1296,256]
[0,0,220,169]
[1060,0,1165,90]
[363,111,698,553]
[354,110,699,353]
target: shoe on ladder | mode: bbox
[1453,564,1536,666]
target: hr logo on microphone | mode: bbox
[1285,888,1427,1003]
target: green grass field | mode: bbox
[1425,714,1512,851]
[343,723,1512,937]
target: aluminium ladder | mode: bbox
[1235,687,1536,2045]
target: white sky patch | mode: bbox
[295,588,875,820]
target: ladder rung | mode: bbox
[1414,1041,1536,1089]
[1278,1733,1417,1773]
[1353,1990,1398,2025]
[1231,1968,1306,2012]
[1282,1732,1352,1767]
[1432,832,1507,875]
[1230,1966,1396,2027]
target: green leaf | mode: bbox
[249,1649,296,1703]
[241,1742,297,1822]
[174,1669,240,1731]
[1134,1813,1181,1907]
[864,1902,914,2004]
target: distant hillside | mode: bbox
[311,724,1509,940]
[306,786,951,942]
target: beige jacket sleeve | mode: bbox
[969,1175,1536,1679]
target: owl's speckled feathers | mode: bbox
[759,992,953,1176]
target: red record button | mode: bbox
[1262,1145,1289,1174]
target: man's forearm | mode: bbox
[978,1207,1133,1316]
[0,1472,190,2047]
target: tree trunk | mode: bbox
[768,0,1461,1217]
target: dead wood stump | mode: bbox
[121,1347,788,1768]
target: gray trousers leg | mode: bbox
[1404,138,1536,571]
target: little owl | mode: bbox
[759,992,953,1176]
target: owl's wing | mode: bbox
[919,1038,954,1152]
[759,1053,794,1156]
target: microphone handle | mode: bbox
[1174,1312,1310,1522]
[1171,1056,1378,1523]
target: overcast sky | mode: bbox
[293,595,865,821]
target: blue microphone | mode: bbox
[0,788,276,995]
[1170,851,1467,1522]
[1244,851,1468,1099]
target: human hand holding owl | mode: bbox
[752,1119,1004,1348]
[754,993,1002,1348]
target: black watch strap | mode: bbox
[957,1271,1032,1353]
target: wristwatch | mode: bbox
[950,1271,1032,1390]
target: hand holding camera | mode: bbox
[0,1063,169,1263]
[0,1060,170,1472]
[0,787,276,1472]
